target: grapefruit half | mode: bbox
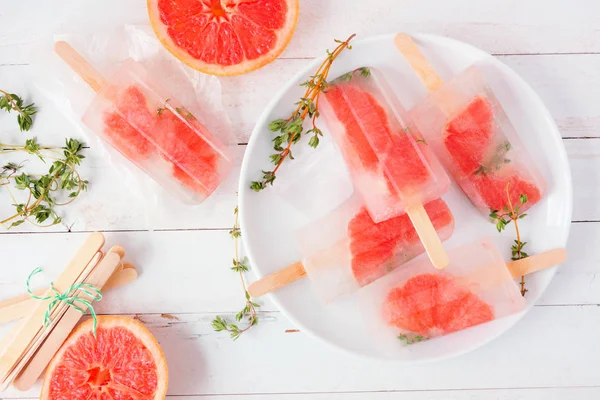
[41,316,168,400]
[148,0,300,76]
[444,96,495,176]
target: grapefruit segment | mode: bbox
[466,171,542,212]
[155,111,224,196]
[104,86,155,161]
[383,273,495,337]
[148,0,299,76]
[444,96,495,176]
[348,199,453,286]
[42,316,168,400]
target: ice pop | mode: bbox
[55,41,233,204]
[248,197,455,303]
[359,238,566,350]
[395,34,546,215]
[320,67,451,268]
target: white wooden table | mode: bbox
[1,0,599,398]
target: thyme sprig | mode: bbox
[0,138,88,229]
[212,206,260,340]
[489,183,529,296]
[398,333,429,345]
[250,34,356,192]
[475,141,512,175]
[0,90,37,131]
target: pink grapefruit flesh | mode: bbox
[383,273,495,337]
[444,96,495,176]
[155,111,223,196]
[41,316,168,400]
[104,86,155,161]
[467,171,542,212]
[348,198,454,286]
[148,0,300,76]
[324,83,431,189]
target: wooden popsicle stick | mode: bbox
[107,245,125,260]
[0,251,103,391]
[406,203,449,270]
[247,261,306,298]
[507,248,567,278]
[0,252,102,324]
[13,252,122,391]
[0,233,105,388]
[103,264,138,291]
[54,41,107,93]
[394,33,444,92]
[0,253,100,352]
[0,261,135,324]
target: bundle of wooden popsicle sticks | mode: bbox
[0,232,138,391]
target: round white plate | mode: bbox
[239,33,572,362]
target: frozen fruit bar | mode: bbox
[298,197,454,303]
[395,34,546,215]
[55,40,234,205]
[358,238,527,352]
[81,59,233,204]
[320,67,450,223]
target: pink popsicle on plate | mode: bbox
[300,197,455,303]
[320,67,451,269]
[55,41,233,204]
[247,196,455,303]
[358,237,566,354]
[395,34,546,215]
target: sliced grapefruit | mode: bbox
[104,86,155,161]
[324,83,431,187]
[348,199,454,286]
[467,171,542,212]
[155,110,224,196]
[444,96,495,176]
[148,0,300,76]
[382,273,494,337]
[41,316,168,400]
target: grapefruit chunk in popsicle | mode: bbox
[322,70,448,222]
[349,198,454,286]
[321,67,451,269]
[444,96,495,176]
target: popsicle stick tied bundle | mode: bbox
[0,233,139,391]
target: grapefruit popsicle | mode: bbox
[359,238,566,353]
[320,68,451,268]
[56,42,233,204]
[396,34,546,215]
[248,196,455,303]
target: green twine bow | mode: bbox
[26,267,103,337]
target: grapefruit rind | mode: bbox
[147,0,300,76]
[41,316,168,400]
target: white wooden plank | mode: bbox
[166,388,600,400]
[0,136,594,233]
[4,387,600,400]
[0,230,278,315]
[0,223,596,320]
[540,222,600,306]
[1,306,599,397]
[5,53,599,143]
[221,54,600,141]
[568,139,600,222]
[1,0,600,65]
